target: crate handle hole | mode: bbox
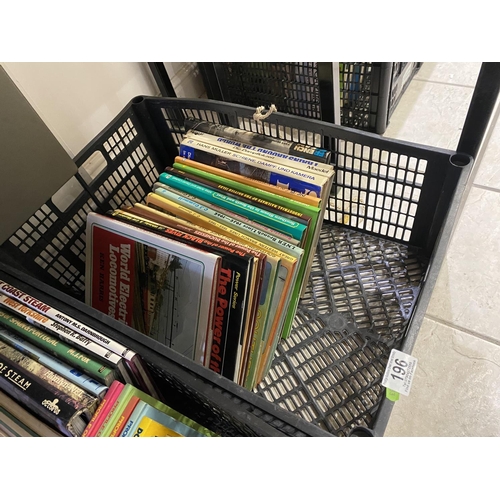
[78,151,108,185]
[450,153,472,168]
[51,177,85,213]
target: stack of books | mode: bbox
[85,118,334,391]
[0,279,217,437]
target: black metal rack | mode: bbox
[193,62,421,134]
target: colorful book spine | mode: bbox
[120,399,147,437]
[0,279,156,399]
[186,129,335,176]
[175,155,322,207]
[0,309,114,386]
[0,327,108,399]
[81,380,124,437]
[0,292,129,384]
[109,395,141,437]
[158,172,308,242]
[146,191,300,361]
[0,348,91,436]
[107,208,255,383]
[184,118,332,164]
[98,383,217,437]
[125,401,202,438]
[179,138,324,197]
[0,338,99,414]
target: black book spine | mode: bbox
[0,349,83,436]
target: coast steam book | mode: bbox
[85,212,221,365]
[0,279,157,398]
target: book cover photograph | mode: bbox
[86,213,220,364]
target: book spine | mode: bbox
[81,380,124,437]
[158,172,307,242]
[184,118,332,164]
[165,166,309,223]
[175,156,322,207]
[0,280,136,362]
[0,293,124,373]
[0,348,85,436]
[108,209,252,381]
[186,129,334,176]
[0,327,107,399]
[179,139,323,197]
[0,309,114,385]
[158,180,300,246]
[171,160,319,219]
[109,394,141,437]
[152,184,305,259]
[0,339,98,414]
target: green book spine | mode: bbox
[158,172,307,242]
[171,161,323,340]
[0,309,114,386]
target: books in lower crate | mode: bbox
[84,120,334,390]
[0,280,218,437]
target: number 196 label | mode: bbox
[381,349,418,397]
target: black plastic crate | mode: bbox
[0,96,473,436]
[198,62,421,134]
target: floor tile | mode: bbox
[414,62,482,87]
[384,80,474,150]
[385,317,500,437]
[473,111,500,190]
[426,186,500,342]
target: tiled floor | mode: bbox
[382,62,500,436]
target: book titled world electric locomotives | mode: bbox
[85,212,221,366]
[107,208,266,384]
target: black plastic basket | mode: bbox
[198,63,421,134]
[0,96,473,436]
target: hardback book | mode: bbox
[81,380,124,437]
[175,155,322,208]
[94,383,217,438]
[0,308,116,386]
[168,160,322,301]
[0,338,99,414]
[145,189,301,383]
[0,326,108,399]
[183,117,332,164]
[185,128,334,177]
[120,204,280,385]
[179,135,328,198]
[0,346,93,436]
[106,208,261,383]
[85,212,221,366]
[0,292,128,385]
[0,389,62,437]
[157,172,308,244]
[0,279,158,398]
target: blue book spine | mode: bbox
[0,327,108,399]
[158,172,307,241]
